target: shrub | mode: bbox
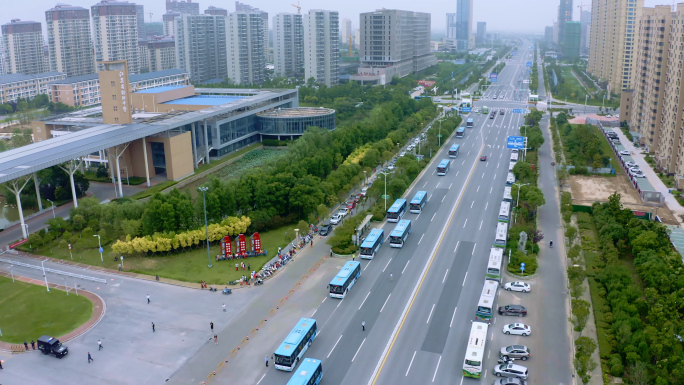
[565,226,577,243]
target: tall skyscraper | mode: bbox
[163,12,181,36]
[45,4,95,77]
[557,0,573,46]
[1,19,47,75]
[226,12,266,85]
[563,21,581,58]
[303,10,339,87]
[0,40,5,76]
[545,26,554,43]
[580,10,591,50]
[273,13,304,78]
[456,0,473,51]
[205,6,228,16]
[341,18,352,42]
[136,4,145,40]
[174,14,227,83]
[143,36,176,73]
[446,13,456,39]
[92,0,140,74]
[588,0,643,92]
[476,22,486,44]
[235,2,269,52]
[166,0,199,15]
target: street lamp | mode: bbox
[93,235,103,265]
[363,170,367,185]
[47,199,55,218]
[602,94,606,110]
[438,120,443,148]
[198,187,212,268]
[381,171,390,211]
[584,95,588,114]
[513,182,530,206]
[41,259,50,292]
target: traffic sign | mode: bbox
[461,107,471,113]
[381,195,390,199]
[99,247,104,253]
[512,109,523,113]
[507,136,525,149]
[521,262,526,273]
[68,243,72,250]
[490,73,498,83]
[526,61,532,67]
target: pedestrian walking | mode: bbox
[0,359,3,369]
[23,341,28,351]
[88,352,94,363]
[222,303,226,313]
[30,340,35,350]
[147,294,150,304]
[390,273,393,281]
[235,263,239,271]
[265,356,269,367]
[210,322,214,332]
[330,248,333,257]
[151,322,155,332]
[352,255,355,261]
[98,340,103,350]
[362,321,365,331]
[247,263,250,271]
[118,264,122,271]
[214,334,218,345]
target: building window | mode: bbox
[112,94,117,100]
[111,81,115,87]
[113,106,118,111]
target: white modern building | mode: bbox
[273,13,304,78]
[226,12,266,85]
[2,19,47,75]
[91,0,140,74]
[175,14,227,83]
[303,9,339,87]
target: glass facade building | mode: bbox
[257,107,336,137]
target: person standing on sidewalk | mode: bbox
[98,340,103,350]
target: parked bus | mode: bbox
[498,201,511,223]
[466,118,474,128]
[409,191,428,213]
[387,199,408,222]
[510,152,519,162]
[448,144,460,158]
[287,358,323,385]
[482,106,489,114]
[463,321,489,378]
[274,318,318,371]
[476,279,499,321]
[329,261,361,298]
[486,247,504,281]
[509,162,516,171]
[437,159,450,176]
[359,228,384,259]
[456,127,466,138]
[506,172,516,186]
[494,222,508,248]
[389,219,412,248]
[503,186,513,203]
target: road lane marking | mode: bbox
[359,291,371,310]
[427,303,436,323]
[493,173,496,180]
[490,186,492,194]
[432,170,435,175]
[479,220,483,230]
[364,260,372,270]
[449,183,452,189]
[450,307,457,328]
[257,374,266,384]
[380,293,391,312]
[405,351,417,376]
[436,182,440,188]
[454,241,460,252]
[442,269,449,283]
[485,202,488,210]
[441,195,445,202]
[328,334,343,358]
[423,181,428,188]
[311,309,317,317]
[467,151,470,156]
[337,299,343,308]
[385,234,390,242]
[462,160,466,165]
[402,260,410,274]
[418,234,424,244]
[456,171,459,176]
[481,173,484,178]
[352,338,366,362]
[463,219,468,228]
[428,194,432,201]
[472,244,476,254]
[462,272,468,286]
[476,186,480,192]
[322,297,327,304]
[382,258,392,272]
[470,201,474,208]
[432,356,441,382]
[431,213,436,221]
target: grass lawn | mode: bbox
[128,180,178,200]
[21,224,298,285]
[0,276,93,344]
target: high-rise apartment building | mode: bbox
[353,9,436,85]
[163,12,181,36]
[588,0,643,92]
[136,4,145,40]
[139,36,176,73]
[235,2,269,52]
[545,26,554,43]
[92,0,140,74]
[557,0,573,46]
[446,13,456,39]
[456,0,473,50]
[226,12,265,85]
[166,0,199,15]
[580,10,591,50]
[175,14,227,83]
[303,10,339,87]
[1,19,47,75]
[205,6,228,16]
[0,41,5,76]
[341,18,352,42]
[476,22,486,44]
[273,13,304,78]
[563,21,581,59]
[45,4,95,77]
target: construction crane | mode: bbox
[148,12,153,22]
[348,35,353,57]
[291,1,301,14]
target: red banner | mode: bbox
[252,232,262,253]
[224,236,232,256]
[238,234,247,254]
[418,80,436,87]
[9,238,28,249]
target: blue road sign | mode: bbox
[512,109,523,113]
[490,73,498,83]
[99,247,104,253]
[521,262,526,273]
[526,61,532,67]
[507,136,525,149]
[529,46,533,50]
[461,107,471,113]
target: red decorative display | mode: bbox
[238,234,247,254]
[417,80,436,87]
[224,236,232,256]
[252,232,262,253]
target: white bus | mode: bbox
[503,186,513,203]
[475,279,499,321]
[508,162,516,171]
[494,222,508,248]
[498,201,511,223]
[506,172,516,186]
[486,247,504,281]
[463,321,489,378]
[510,152,519,162]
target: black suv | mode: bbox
[319,223,332,236]
[37,335,69,358]
[498,304,527,317]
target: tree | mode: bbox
[574,353,598,384]
[570,299,591,332]
[575,336,597,357]
[522,186,545,208]
[626,362,650,385]
[512,161,534,182]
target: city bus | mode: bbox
[389,219,412,248]
[503,186,513,203]
[437,159,450,176]
[509,162,516,171]
[448,144,460,158]
[506,172,516,186]
[494,222,508,248]
[387,199,408,222]
[463,321,489,378]
[359,228,384,259]
[475,279,499,321]
[482,106,489,114]
[329,261,361,298]
[510,152,519,162]
[498,201,511,223]
[486,247,504,281]
[274,318,318,371]
[409,190,428,213]
[466,118,474,128]
[287,358,323,385]
[455,127,466,138]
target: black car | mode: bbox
[37,335,68,358]
[498,304,527,317]
[500,110,505,115]
[319,224,332,236]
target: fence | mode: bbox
[558,164,615,175]
[0,255,107,284]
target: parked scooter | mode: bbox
[497,357,516,364]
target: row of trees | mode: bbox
[555,113,610,170]
[2,165,90,209]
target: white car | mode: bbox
[606,114,612,118]
[632,173,646,178]
[625,161,637,168]
[337,209,348,218]
[629,167,641,174]
[330,214,342,225]
[504,281,531,293]
[494,363,529,380]
[619,150,630,156]
[503,323,532,336]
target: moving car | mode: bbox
[498,304,527,317]
[619,150,630,156]
[504,281,531,293]
[330,214,342,225]
[500,345,531,361]
[625,161,637,168]
[503,323,532,336]
[337,209,348,217]
[37,336,69,358]
[480,155,487,161]
[500,110,505,115]
[318,224,332,236]
[494,363,529,379]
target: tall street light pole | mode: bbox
[47,199,55,218]
[514,182,530,206]
[199,187,212,268]
[94,235,103,265]
[41,259,50,292]
[382,172,389,211]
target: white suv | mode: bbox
[330,214,342,225]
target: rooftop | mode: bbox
[129,69,188,82]
[162,95,246,106]
[257,107,335,118]
[47,69,188,86]
[134,85,188,94]
[0,72,65,85]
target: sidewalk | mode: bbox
[610,127,684,221]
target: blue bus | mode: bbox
[456,127,466,138]
[387,199,407,222]
[389,219,412,248]
[287,358,323,385]
[448,144,460,158]
[437,159,450,176]
[409,190,428,213]
[274,318,318,371]
[329,261,361,298]
[360,228,384,259]
[466,118,474,128]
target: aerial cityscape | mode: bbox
[0,0,681,385]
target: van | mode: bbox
[37,336,69,358]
